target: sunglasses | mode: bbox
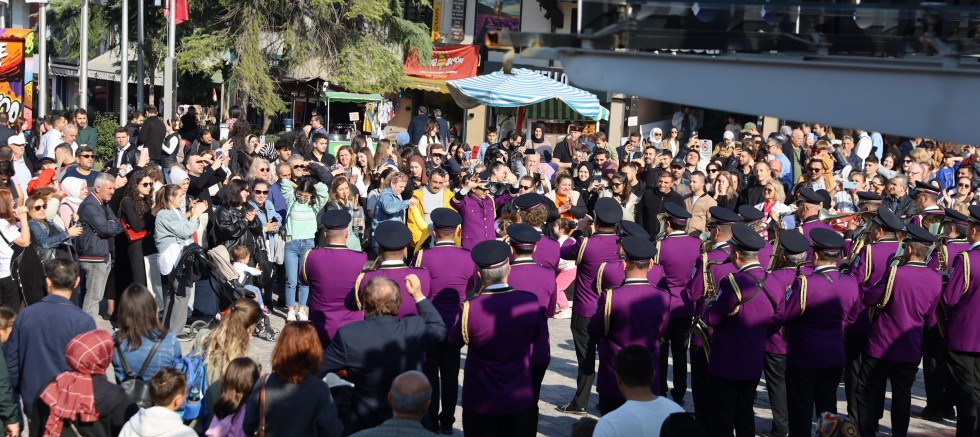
[140,182,153,188]
[293,165,308,170]
[33,204,47,211]
[254,190,269,195]
[654,133,662,136]
[258,168,269,172]
[520,185,533,190]
[809,167,823,172]
[708,169,719,173]
[611,182,624,187]
[903,159,912,163]
[958,184,972,188]
[79,154,94,159]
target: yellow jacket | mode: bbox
[408,188,455,249]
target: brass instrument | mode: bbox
[920,213,945,237]
[691,231,716,361]
[653,213,669,264]
[818,210,876,225]
[691,318,712,361]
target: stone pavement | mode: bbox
[99,308,956,436]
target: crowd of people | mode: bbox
[0,102,976,437]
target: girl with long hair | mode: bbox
[281,177,328,322]
[325,176,364,251]
[112,284,182,383]
[0,190,30,309]
[599,172,639,221]
[354,147,374,195]
[118,168,157,288]
[196,299,263,424]
[154,184,209,336]
[205,357,260,437]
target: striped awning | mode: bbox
[526,99,610,121]
[446,68,603,119]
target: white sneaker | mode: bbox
[286,308,297,322]
[298,308,309,322]
[554,309,572,320]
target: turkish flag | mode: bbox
[165,0,189,25]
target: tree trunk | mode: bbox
[262,114,272,134]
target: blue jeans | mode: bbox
[284,238,314,307]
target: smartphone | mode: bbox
[594,174,602,183]
[139,147,149,162]
[215,150,224,160]
[843,181,858,190]
[270,217,278,223]
[470,145,480,160]
[259,135,266,144]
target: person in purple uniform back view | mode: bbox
[449,240,546,437]
[856,223,942,437]
[557,198,624,415]
[303,210,368,346]
[588,236,671,415]
[784,229,861,437]
[941,205,980,437]
[505,223,557,430]
[352,221,431,319]
[412,208,477,434]
[703,224,784,437]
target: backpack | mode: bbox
[115,337,163,408]
[172,353,208,421]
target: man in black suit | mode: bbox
[139,106,166,166]
[323,274,446,434]
[407,105,430,146]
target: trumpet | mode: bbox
[818,210,876,225]
[691,318,712,361]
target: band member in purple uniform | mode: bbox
[588,236,671,414]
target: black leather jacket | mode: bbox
[211,205,263,254]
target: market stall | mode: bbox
[321,91,383,153]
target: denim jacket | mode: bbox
[249,199,282,248]
[112,332,182,383]
[371,188,410,229]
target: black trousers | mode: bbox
[764,352,789,437]
[844,329,885,422]
[690,344,710,429]
[0,277,18,311]
[921,324,954,414]
[947,350,980,437]
[856,355,918,437]
[706,374,759,437]
[423,339,462,430]
[462,404,536,437]
[598,395,625,416]
[659,316,692,402]
[570,314,596,409]
[786,365,842,437]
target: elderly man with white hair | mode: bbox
[77,172,125,319]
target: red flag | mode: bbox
[165,0,189,25]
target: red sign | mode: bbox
[404,45,479,81]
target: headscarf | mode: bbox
[61,177,87,207]
[169,168,189,186]
[572,162,595,191]
[39,330,114,436]
[409,155,428,185]
[650,127,663,147]
[531,123,546,144]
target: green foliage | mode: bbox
[176,0,432,118]
[47,0,111,62]
[93,112,120,164]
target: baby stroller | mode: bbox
[186,245,279,342]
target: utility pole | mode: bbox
[136,0,144,111]
[120,0,129,126]
[38,3,48,118]
[80,0,89,110]
[163,0,175,121]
